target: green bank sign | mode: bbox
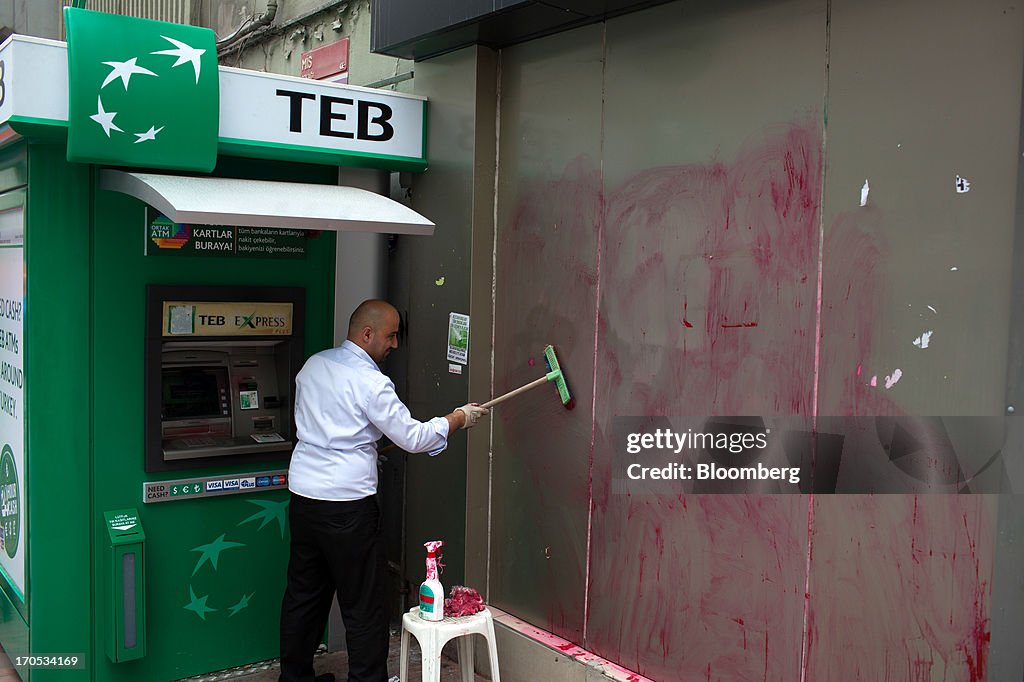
[0,23,428,171]
[147,214,307,259]
[65,8,219,171]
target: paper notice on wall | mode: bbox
[447,313,469,365]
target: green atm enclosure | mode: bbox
[0,11,431,682]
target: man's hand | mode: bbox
[456,403,489,429]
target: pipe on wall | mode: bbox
[215,0,278,54]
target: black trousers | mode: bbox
[279,493,389,682]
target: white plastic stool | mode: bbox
[400,606,500,682]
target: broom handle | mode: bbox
[480,375,549,409]
[378,375,550,454]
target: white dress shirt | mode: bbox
[288,340,449,501]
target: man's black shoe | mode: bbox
[313,674,335,682]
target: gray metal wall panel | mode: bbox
[0,3,15,31]
[393,47,487,591]
[587,1,824,678]
[807,496,998,680]
[1010,60,1024,418]
[485,0,1022,680]
[818,0,1023,418]
[27,0,59,39]
[489,23,606,643]
[808,1,1024,678]
[464,46,499,595]
[989,494,1024,680]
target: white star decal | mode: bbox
[134,125,165,144]
[89,96,123,137]
[101,57,157,90]
[152,36,206,84]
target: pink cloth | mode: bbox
[444,585,485,617]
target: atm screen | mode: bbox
[162,367,228,420]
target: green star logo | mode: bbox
[227,592,255,616]
[238,499,289,538]
[64,8,219,171]
[184,585,217,621]
[190,533,245,576]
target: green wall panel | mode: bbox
[88,171,336,681]
[7,143,337,681]
[25,143,92,682]
[0,585,29,682]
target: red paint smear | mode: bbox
[581,121,826,680]
[804,497,994,681]
[683,301,694,328]
[818,206,899,416]
[493,113,990,682]
[492,153,600,645]
[594,121,827,418]
[499,613,654,680]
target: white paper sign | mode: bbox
[447,313,469,365]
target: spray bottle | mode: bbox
[418,540,444,621]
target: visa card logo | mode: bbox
[206,480,223,491]
[223,478,240,490]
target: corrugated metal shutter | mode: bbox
[58,0,194,39]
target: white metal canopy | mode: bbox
[99,170,435,235]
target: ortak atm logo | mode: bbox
[64,8,219,172]
[150,218,191,250]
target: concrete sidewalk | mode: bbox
[0,629,490,682]
[211,632,488,682]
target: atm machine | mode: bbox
[0,10,432,681]
[145,285,305,473]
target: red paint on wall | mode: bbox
[579,121,826,679]
[805,497,994,681]
[490,154,603,643]
[818,206,899,416]
[492,115,992,682]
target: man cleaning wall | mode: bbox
[280,299,489,682]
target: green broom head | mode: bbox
[543,344,575,410]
